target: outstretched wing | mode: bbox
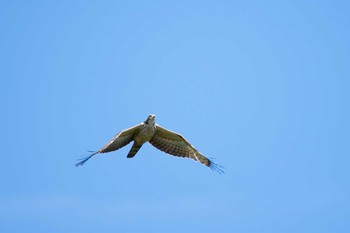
[149,124,224,173]
[75,124,142,167]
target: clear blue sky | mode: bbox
[1,1,349,232]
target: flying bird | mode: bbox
[75,114,224,173]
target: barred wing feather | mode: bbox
[149,124,224,173]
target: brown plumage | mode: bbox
[75,114,224,173]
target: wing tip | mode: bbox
[75,155,93,167]
[75,151,99,167]
[209,160,225,174]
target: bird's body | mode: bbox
[76,114,223,173]
[134,118,156,144]
[127,116,156,158]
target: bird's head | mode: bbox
[145,114,156,124]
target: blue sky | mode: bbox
[1,0,349,232]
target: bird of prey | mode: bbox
[75,114,224,173]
